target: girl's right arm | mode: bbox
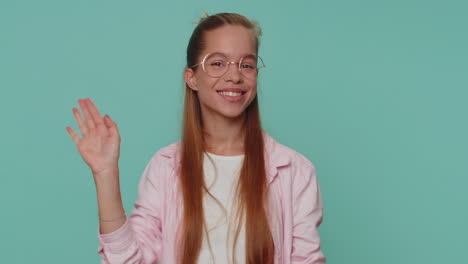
[66,98,126,234]
[97,153,166,263]
[66,98,163,263]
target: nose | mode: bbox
[223,61,242,83]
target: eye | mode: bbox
[241,63,255,69]
[210,61,226,67]
[240,57,257,69]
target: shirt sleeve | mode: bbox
[291,156,326,264]
[96,153,168,263]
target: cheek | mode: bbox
[197,75,218,91]
[247,85,257,101]
[250,84,258,101]
[196,78,220,102]
[248,80,258,92]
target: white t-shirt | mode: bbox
[198,151,245,264]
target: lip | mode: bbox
[216,88,246,94]
[217,90,246,103]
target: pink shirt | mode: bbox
[97,132,326,263]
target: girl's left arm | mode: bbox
[291,158,326,264]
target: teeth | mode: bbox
[219,91,242,97]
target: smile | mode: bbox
[218,91,243,96]
[217,90,246,103]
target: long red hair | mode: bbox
[177,13,274,264]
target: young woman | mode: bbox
[66,12,326,264]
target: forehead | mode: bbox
[202,25,256,58]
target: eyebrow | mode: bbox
[209,52,257,58]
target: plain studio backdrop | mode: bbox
[1,0,467,263]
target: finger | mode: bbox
[104,115,120,140]
[72,107,88,136]
[78,99,95,129]
[86,98,103,125]
[85,98,109,136]
[66,126,80,145]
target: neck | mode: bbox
[202,111,245,156]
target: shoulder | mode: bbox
[264,132,315,170]
[156,141,181,159]
[144,141,182,171]
[264,133,319,190]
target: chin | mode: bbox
[200,102,249,120]
[220,108,247,119]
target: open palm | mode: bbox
[66,98,121,177]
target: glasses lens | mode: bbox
[240,55,260,79]
[203,53,264,79]
[204,53,228,78]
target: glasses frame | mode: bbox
[190,52,266,79]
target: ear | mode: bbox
[184,68,198,91]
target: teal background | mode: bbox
[1,0,467,263]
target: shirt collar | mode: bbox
[159,131,290,184]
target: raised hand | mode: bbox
[66,98,121,178]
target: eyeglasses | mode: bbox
[190,52,266,79]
